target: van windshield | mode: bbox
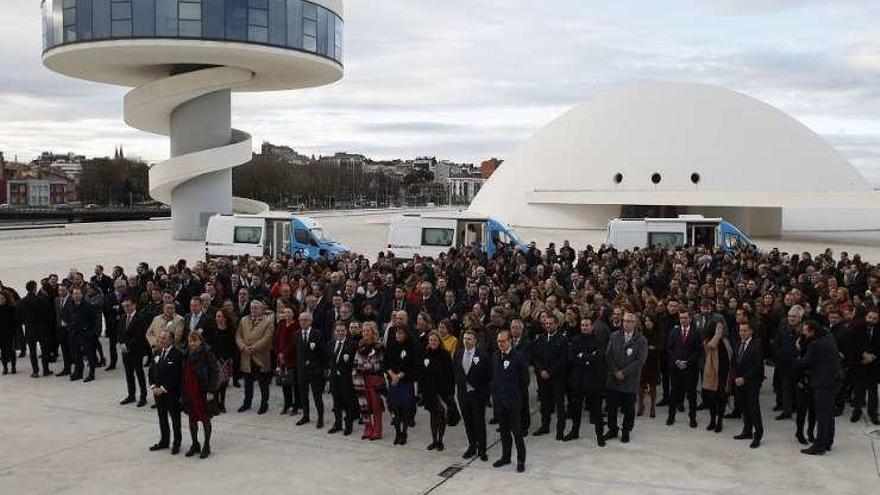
[312,228,333,242]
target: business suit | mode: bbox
[454,346,492,457]
[565,331,607,442]
[149,346,184,450]
[19,291,54,375]
[236,315,275,412]
[511,333,533,431]
[297,326,326,423]
[795,330,842,451]
[54,295,74,374]
[604,330,648,439]
[118,311,149,403]
[327,337,358,432]
[492,348,528,467]
[182,311,213,347]
[733,337,764,445]
[667,324,703,424]
[69,300,98,381]
[773,323,799,416]
[532,331,568,438]
[852,323,880,422]
[104,291,126,368]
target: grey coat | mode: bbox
[605,330,648,394]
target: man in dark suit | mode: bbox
[851,309,879,425]
[296,312,326,427]
[69,287,98,382]
[118,297,149,407]
[454,329,492,461]
[103,279,128,371]
[182,296,212,347]
[563,316,608,445]
[532,315,568,440]
[510,319,533,433]
[54,284,74,376]
[326,323,358,435]
[148,330,183,454]
[19,281,54,377]
[795,320,843,455]
[667,311,703,427]
[772,306,802,420]
[733,321,764,448]
[491,329,528,473]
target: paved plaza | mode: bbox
[1,210,880,494]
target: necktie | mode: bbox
[126,314,132,329]
[681,327,687,344]
[335,342,342,362]
[463,350,472,374]
[739,341,746,361]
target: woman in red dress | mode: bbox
[182,330,220,459]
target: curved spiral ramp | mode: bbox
[124,66,269,240]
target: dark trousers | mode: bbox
[26,334,50,374]
[122,352,147,399]
[458,391,488,453]
[281,374,303,411]
[606,389,636,433]
[853,374,879,418]
[156,394,182,447]
[795,386,816,438]
[567,387,604,439]
[243,368,271,407]
[740,383,763,439]
[836,367,855,414]
[773,365,795,414]
[660,351,671,400]
[330,378,357,427]
[104,318,118,366]
[299,372,325,419]
[669,367,698,420]
[71,333,97,378]
[0,332,15,369]
[814,384,839,450]
[701,389,727,424]
[56,326,72,372]
[536,375,566,435]
[520,383,531,430]
[495,399,526,463]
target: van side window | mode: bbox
[234,226,262,244]
[725,233,740,249]
[294,229,312,245]
[422,228,454,247]
[647,232,684,249]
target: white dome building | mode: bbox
[469,83,878,236]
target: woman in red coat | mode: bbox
[274,305,301,415]
[182,330,220,459]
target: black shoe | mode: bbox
[57,370,70,377]
[463,447,476,459]
[199,446,211,459]
[426,442,437,451]
[871,416,880,426]
[749,438,761,449]
[257,403,268,415]
[281,406,290,415]
[689,418,697,428]
[492,458,511,468]
[436,441,444,452]
[772,405,782,412]
[657,399,669,407]
[489,417,498,425]
[775,413,792,421]
[328,425,342,434]
[532,426,550,436]
[171,445,181,455]
[149,443,168,451]
[120,396,135,405]
[666,417,675,426]
[30,372,39,378]
[733,432,753,440]
[850,410,862,423]
[795,432,808,445]
[219,404,226,414]
[296,417,310,426]
[801,445,826,455]
[723,411,741,419]
[137,397,147,408]
[105,365,116,371]
[714,421,723,433]
[516,462,525,473]
[562,432,579,442]
[43,370,54,377]
[237,404,251,413]
[232,380,241,388]
[344,424,353,436]
[400,432,407,445]
[151,404,157,409]
[83,375,95,383]
[185,443,201,457]
[678,405,684,413]
[479,451,488,461]
[316,417,324,429]
[393,432,401,445]
[602,430,618,441]
[555,431,564,441]
[621,431,630,443]
[706,420,716,431]
[597,436,606,447]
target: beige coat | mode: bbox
[236,316,275,373]
[146,314,185,350]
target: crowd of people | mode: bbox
[1,239,879,469]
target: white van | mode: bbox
[205,212,348,259]
[386,212,525,259]
[604,215,753,252]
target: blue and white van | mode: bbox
[206,212,348,260]
[604,215,753,253]
[387,212,526,258]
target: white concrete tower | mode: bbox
[42,0,344,240]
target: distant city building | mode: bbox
[49,159,83,176]
[480,158,503,179]
[447,176,485,205]
[326,152,366,168]
[261,142,311,166]
[411,156,437,173]
[4,165,76,206]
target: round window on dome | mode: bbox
[651,173,662,184]
[613,172,623,184]
[691,172,701,184]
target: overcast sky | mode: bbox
[2,0,880,185]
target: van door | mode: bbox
[691,223,716,248]
[293,217,319,258]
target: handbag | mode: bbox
[274,367,296,387]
